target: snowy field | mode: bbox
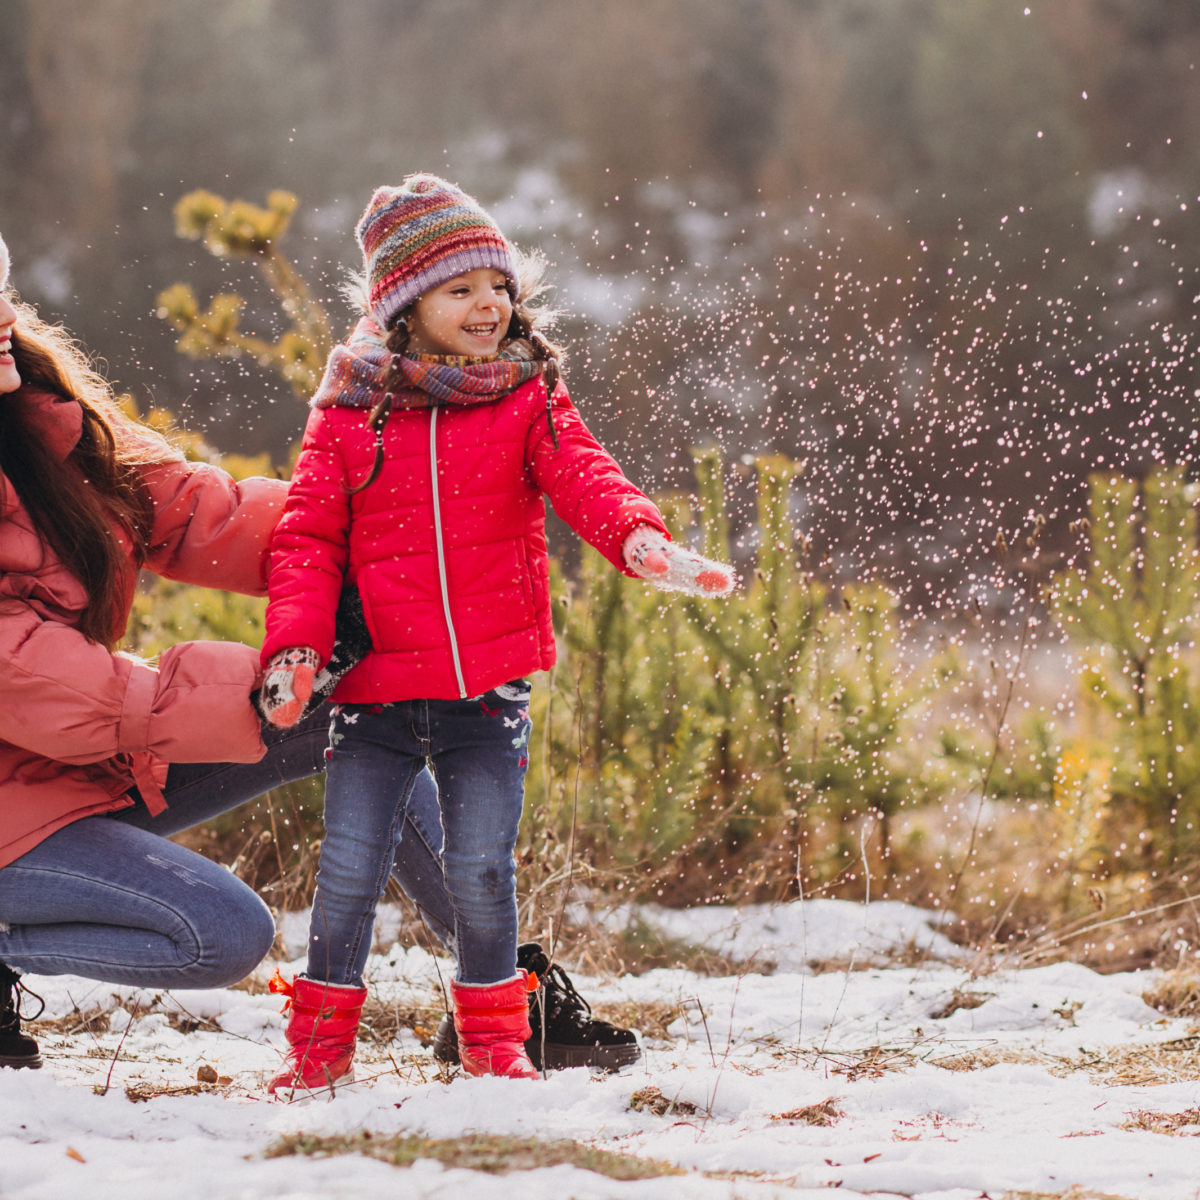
[3,897,1199,1200]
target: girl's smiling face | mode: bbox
[406,268,513,358]
[0,293,19,394]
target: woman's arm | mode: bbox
[140,458,289,596]
[0,598,266,765]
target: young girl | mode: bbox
[259,174,734,1092]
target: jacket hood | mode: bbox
[0,389,82,519]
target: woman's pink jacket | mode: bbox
[262,377,667,702]
[0,388,287,869]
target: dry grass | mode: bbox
[594,998,686,1043]
[816,1043,929,1081]
[187,761,1200,989]
[629,1085,701,1117]
[761,1036,1035,1079]
[1119,1107,1200,1135]
[29,1006,113,1037]
[29,995,222,1039]
[994,1190,1137,1200]
[927,1037,1200,1086]
[124,1069,235,1103]
[928,986,993,1019]
[265,1131,682,1180]
[551,914,750,978]
[1062,1038,1200,1087]
[549,854,1200,982]
[929,1046,1044,1073]
[892,1111,978,1141]
[770,1098,842,1126]
[357,994,445,1048]
[1142,967,1200,1018]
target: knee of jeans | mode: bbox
[442,854,515,909]
[189,895,276,989]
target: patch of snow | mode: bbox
[2,898,1194,1200]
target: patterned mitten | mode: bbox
[259,647,320,728]
[622,525,736,597]
[302,586,373,717]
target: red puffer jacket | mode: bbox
[262,377,667,701]
[0,387,287,869]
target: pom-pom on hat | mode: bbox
[0,231,10,291]
[356,174,518,330]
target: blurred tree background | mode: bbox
[3,0,1199,607]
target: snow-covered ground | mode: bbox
[3,898,1198,1200]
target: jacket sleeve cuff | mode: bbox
[116,657,158,755]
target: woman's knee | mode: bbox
[214,894,276,985]
[179,885,276,989]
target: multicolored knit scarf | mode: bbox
[312,316,543,411]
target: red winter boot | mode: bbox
[267,971,367,1097]
[451,970,541,1080]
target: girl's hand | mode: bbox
[622,526,736,597]
[258,646,321,728]
[301,585,373,717]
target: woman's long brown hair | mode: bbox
[0,300,159,646]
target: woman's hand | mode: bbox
[258,646,321,728]
[622,526,736,597]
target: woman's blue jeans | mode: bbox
[0,706,460,989]
[312,685,531,987]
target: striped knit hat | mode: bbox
[0,232,9,291]
[356,174,518,330]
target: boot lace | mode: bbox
[1,973,45,1029]
[540,961,592,1026]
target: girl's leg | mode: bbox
[388,767,454,946]
[0,817,274,989]
[308,703,428,986]
[429,685,532,985]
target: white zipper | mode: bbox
[429,408,467,697]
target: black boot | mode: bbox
[433,943,642,1071]
[0,963,43,1070]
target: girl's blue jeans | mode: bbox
[0,706,461,989]
[312,684,532,988]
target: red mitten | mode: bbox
[622,526,736,597]
[258,646,320,728]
